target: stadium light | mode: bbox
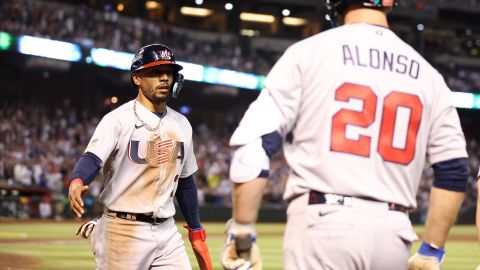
[283,17,307,26]
[117,3,125,12]
[180,7,213,17]
[90,48,134,70]
[18,35,82,62]
[282,9,290,16]
[240,29,260,37]
[240,12,275,23]
[145,1,160,10]
[225,3,233,10]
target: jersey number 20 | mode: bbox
[330,82,423,165]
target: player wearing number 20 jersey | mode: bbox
[234,23,466,208]
[224,18,468,270]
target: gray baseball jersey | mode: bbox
[85,99,198,217]
[230,23,467,209]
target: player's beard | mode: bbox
[145,85,171,104]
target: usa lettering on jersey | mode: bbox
[128,139,185,166]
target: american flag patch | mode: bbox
[154,139,175,164]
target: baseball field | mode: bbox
[0,221,478,269]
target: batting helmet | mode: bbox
[324,0,395,26]
[131,44,184,98]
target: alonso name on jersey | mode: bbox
[342,44,420,79]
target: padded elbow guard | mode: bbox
[230,138,270,183]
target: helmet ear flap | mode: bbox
[172,73,184,98]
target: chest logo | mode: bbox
[128,139,185,166]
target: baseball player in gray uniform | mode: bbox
[68,44,212,270]
[221,1,469,270]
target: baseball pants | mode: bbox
[90,214,191,270]
[283,192,418,270]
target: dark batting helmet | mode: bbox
[131,44,185,98]
[324,0,395,26]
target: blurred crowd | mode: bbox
[1,0,479,91]
[0,101,288,219]
[0,0,267,74]
[0,101,478,220]
[0,0,479,220]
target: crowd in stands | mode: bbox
[0,100,478,220]
[0,0,480,219]
[1,0,479,91]
[0,0,266,74]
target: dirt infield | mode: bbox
[0,252,40,270]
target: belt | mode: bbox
[106,210,168,225]
[308,191,409,213]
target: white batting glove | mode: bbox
[408,241,445,270]
[221,219,262,270]
[476,264,480,270]
[75,218,98,239]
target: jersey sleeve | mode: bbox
[84,114,121,163]
[427,72,468,165]
[180,126,198,178]
[229,46,302,146]
[229,90,283,146]
[262,46,303,135]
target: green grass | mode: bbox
[0,221,478,269]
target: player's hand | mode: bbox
[68,178,89,218]
[75,218,98,239]
[221,219,261,270]
[408,241,445,270]
[183,225,212,270]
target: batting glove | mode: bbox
[184,225,212,270]
[221,219,262,270]
[75,218,98,239]
[408,241,445,270]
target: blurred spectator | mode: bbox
[38,196,52,219]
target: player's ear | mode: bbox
[132,73,141,87]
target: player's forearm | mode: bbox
[423,186,465,247]
[232,177,268,224]
[70,152,102,185]
[175,175,201,229]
